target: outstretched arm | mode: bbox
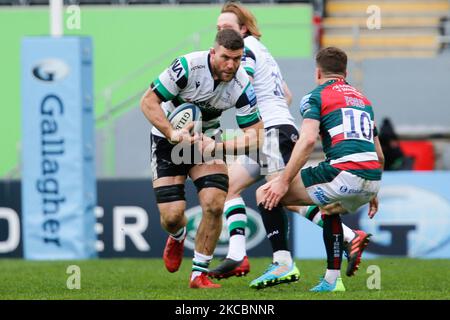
[280,119,320,184]
[262,119,319,209]
[368,135,385,218]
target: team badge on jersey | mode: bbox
[300,94,312,117]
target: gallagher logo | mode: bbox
[183,206,266,255]
[32,59,70,82]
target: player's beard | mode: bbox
[212,62,236,82]
[219,71,235,82]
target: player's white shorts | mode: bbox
[234,124,299,180]
[301,162,381,213]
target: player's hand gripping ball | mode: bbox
[168,103,202,144]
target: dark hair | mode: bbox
[315,47,347,76]
[215,28,244,51]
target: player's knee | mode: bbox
[201,192,225,217]
[285,205,300,213]
[322,202,346,215]
[161,210,184,232]
[194,174,228,217]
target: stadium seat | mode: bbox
[399,140,435,171]
[128,0,167,4]
[77,0,118,4]
[177,0,218,4]
[0,0,17,5]
[322,0,449,58]
[27,0,50,5]
[239,0,269,3]
[274,0,309,3]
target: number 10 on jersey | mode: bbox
[342,108,374,142]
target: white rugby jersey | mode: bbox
[150,50,261,138]
[241,36,296,129]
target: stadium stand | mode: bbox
[0,0,310,4]
[127,0,167,4]
[321,0,450,58]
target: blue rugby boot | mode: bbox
[249,262,300,289]
[310,277,346,292]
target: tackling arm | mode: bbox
[279,119,320,185]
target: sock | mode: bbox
[224,197,247,261]
[258,203,290,254]
[273,250,293,266]
[169,227,186,242]
[322,214,343,274]
[299,206,323,227]
[342,224,356,243]
[299,206,355,243]
[324,269,341,284]
[191,251,213,280]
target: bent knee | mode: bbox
[201,193,226,217]
[161,210,184,231]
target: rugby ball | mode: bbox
[168,103,202,135]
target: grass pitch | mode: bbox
[0,258,449,300]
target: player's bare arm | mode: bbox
[224,120,264,154]
[282,81,293,106]
[262,118,320,210]
[140,88,195,144]
[368,135,385,219]
[202,120,263,157]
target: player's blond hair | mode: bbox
[221,1,262,40]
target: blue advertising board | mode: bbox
[1,179,279,258]
[2,172,450,259]
[21,37,96,260]
[293,172,450,259]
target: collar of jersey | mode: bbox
[207,52,221,90]
[327,78,348,85]
[207,52,214,78]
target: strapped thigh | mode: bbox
[154,184,185,203]
[193,174,229,193]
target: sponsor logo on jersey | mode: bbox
[340,186,364,194]
[246,85,257,106]
[220,90,232,103]
[170,59,184,79]
[313,187,330,205]
[299,94,312,116]
[184,205,266,255]
[191,65,205,71]
[234,77,244,90]
[344,96,365,108]
[331,84,364,98]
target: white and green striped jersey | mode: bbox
[150,50,261,138]
[241,36,295,129]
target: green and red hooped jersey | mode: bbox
[300,79,382,181]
